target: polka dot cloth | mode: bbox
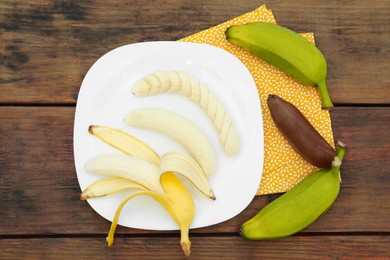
[179,5,335,195]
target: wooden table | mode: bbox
[1,1,389,259]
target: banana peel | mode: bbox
[106,172,194,256]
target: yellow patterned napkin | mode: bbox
[179,5,334,195]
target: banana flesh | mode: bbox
[80,176,146,200]
[125,108,216,176]
[241,141,346,240]
[225,22,333,109]
[132,71,240,155]
[106,172,195,256]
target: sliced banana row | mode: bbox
[132,70,240,156]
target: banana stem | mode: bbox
[317,80,334,110]
[180,228,191,257]
[333,141,347,172]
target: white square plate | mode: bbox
[74,41,264,230]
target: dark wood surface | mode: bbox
[1,1,389,259]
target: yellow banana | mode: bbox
[84,124,216,256]
[132,71,240,155]
[225,22,333,109]
[106,172,195,257]
[84,155,197,256]
[125,108,216,176]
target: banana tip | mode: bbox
[181,242,191,257]
[239,228,247,239]
[336,140,347,149]
[106,236,114,247]
[267,94,276,103]
[322,105,334,111]
[88,125,96,134]
[210,191,216,200]
[79,193,88,200]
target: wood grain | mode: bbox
[1,236,389,259]
[1,0,389,104]
[1,1,389,258]
[0,107,389,235]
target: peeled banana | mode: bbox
[132,71,240,155]
[83,126,211,256]
[240,141,346,240]
[125,108,216,176]
[226,22,333,109]
[83,120,213,256]
[106,172,195,256]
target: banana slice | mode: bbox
[85,154,166,197]
[106,172,194,256]
[132,71,240,155]
[89,125,160,165]
[125,108,216,176]
[80,176,146,200]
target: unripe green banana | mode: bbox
[225,22,333,109]
[240,141,346,240]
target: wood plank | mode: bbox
[266,1,390,105]
[1,0,389,104]
[0,236,389,259]
[0,106,389,235]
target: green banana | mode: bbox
[240,141,346,240]
[225,22,333,109]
